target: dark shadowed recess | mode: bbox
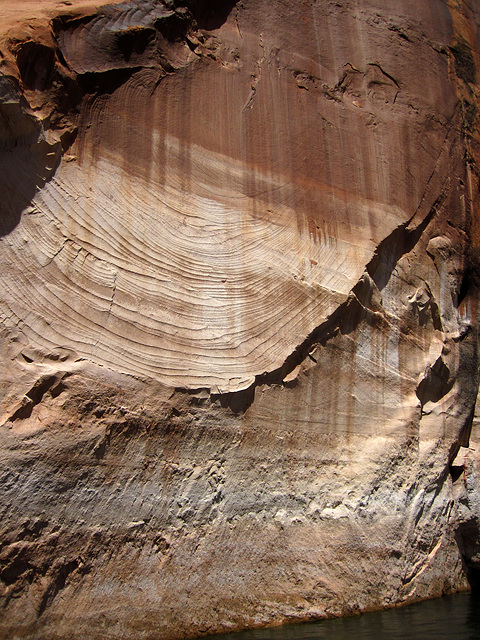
[183,0,239,29]
[0,74,62,237]
[456,519,480,593]
[15,41,56,92]
[0,37,80,237]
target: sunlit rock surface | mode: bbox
[1,0,480,638]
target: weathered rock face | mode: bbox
[1,0,480,638]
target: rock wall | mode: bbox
[1,0,480,638]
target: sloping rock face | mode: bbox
[1,0,480,638]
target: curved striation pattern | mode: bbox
[0,0,459,391]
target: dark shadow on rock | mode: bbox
[76,67,141,95]
[416,356,453,406]
[0,76,59,237]
[367,196,441,292]
[455,519,480,591]
[212,279,374,415]
[0,38,85,237]
[15,42,56,92]
[211,384,256,415]
[186,0,239,30]
[0,134,62,237]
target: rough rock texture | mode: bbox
[1,0,480,638]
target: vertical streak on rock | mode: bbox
[446,0,480,589]
[448,0,480,277]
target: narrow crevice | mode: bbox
[450,38,477,85]
[456,266,478,308]
[7,373,70,422]
[37,559,79,618]
[367,62,400,88]
[76,67,143,96]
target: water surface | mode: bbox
[206,592,480,640]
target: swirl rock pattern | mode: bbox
[0,0,459,392]
[1,0,480,639]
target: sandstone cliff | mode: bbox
[1,0,480,638]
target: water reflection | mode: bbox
[206,592,480,640]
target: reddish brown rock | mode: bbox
[1,0,480,638]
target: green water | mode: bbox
[206,592,480,640]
